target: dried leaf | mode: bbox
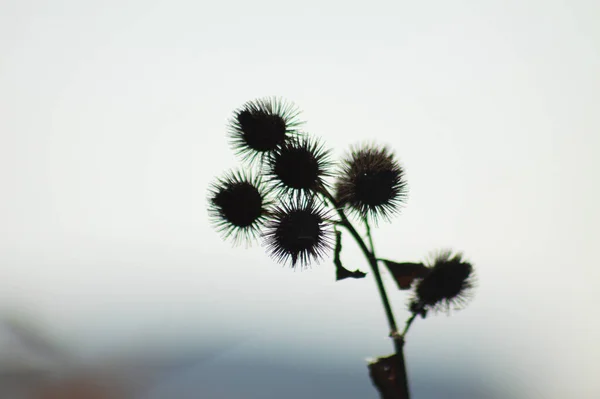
[381,260,430,290]
[368,354,409,399]
[334,230,367,281]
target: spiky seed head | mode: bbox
[409,250,476,314]
[228,97,303,164]
[266,135,332,198]
[263,197,334,268]
[335,144,407,223]
[208,170,271,246]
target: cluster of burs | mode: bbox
[208,97,475,316]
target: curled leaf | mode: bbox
[334,230,367,281]
[336,267,367,281]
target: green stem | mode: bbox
[365,218,376,254]
[402,313,417,336]
[320,190,399,335]
[364,218,411,398]
[319,188,410,397]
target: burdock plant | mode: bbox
[208,97,476,399]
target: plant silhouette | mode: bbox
[208,97,476,399]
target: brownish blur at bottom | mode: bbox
[369,354,408,399]
[28,375,128,399]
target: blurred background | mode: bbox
[1,0,598,397]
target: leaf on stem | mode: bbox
[334,230,367,281]
[380,260,430,290]
[368,354,408,399]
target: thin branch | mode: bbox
[318,188,400,336]
[318,186,410,398]
[364,218,376,254]
[402,313,418,337]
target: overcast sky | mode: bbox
[1,0,599,398]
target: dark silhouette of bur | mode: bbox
[263,197,334,267]
[266,135,332,198]
[208,96,477,399]
[228,97,303,165]
[335,144,408,224]
[208,170,272,246]
[410,250,476,315]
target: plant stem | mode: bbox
[402,313,417,336]
[319,188,410,398]
[365,219,376,254]
[320,190,399,334]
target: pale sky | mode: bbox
[1,0,599,397]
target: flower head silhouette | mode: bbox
[335,144,407,223]
[266,135,332,198]
[263,196,334,267]
[208,170,271,245]
[228,97,303,164]
[409,250,476,314]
